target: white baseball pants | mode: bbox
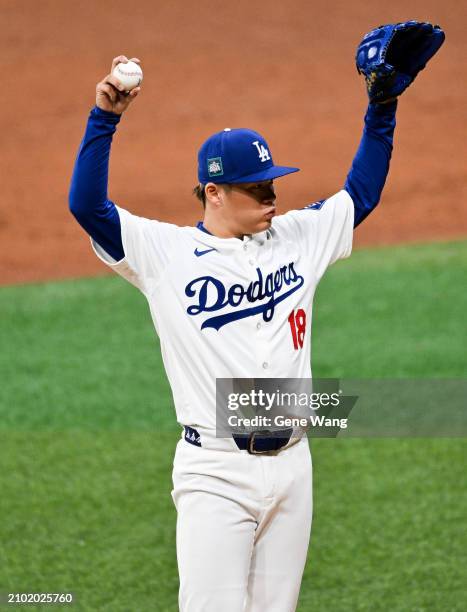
[171,435,312,612]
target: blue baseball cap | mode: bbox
[197,128,300,184]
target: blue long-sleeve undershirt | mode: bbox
[345,100,397,227]
[69,107,124,261]
[69,101,397,258]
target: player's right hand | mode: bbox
[96,55,141,115]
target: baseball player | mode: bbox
[69,22,444,612]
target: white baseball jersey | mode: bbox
[91,189,354,430]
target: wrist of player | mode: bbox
[368,98,398,114]
[95,81,140,115]
[375,97,397,104]
[91,106,122,124]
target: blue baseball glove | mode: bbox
[356,21,445,103]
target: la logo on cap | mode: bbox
[253,140,271,163]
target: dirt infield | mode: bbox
[1,0,465,285]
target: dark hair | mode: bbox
[193,184,206,208]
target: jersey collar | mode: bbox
[196,221,212,236]
[196,220,269,244]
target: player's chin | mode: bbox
[249,219,272,233]
[257,214,275,231]
[261,216,275,229]
[244,215,275,234]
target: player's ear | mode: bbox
[204,183,223,208]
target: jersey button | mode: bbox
[256,322,261,330]
[262,362,269,369]
[249,259,255,266]
[243,244,248,251]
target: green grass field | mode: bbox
[1,240,466,611]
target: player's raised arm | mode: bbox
[68,55,142,261]
[344,21,445,227]
[344,99,397,228]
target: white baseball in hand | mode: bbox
[112,61,143,91]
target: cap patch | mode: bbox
[207,157,223,177]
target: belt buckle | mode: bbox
[247,430,272,455]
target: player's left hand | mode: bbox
[355,21,445,103]
[96,55,142,115]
